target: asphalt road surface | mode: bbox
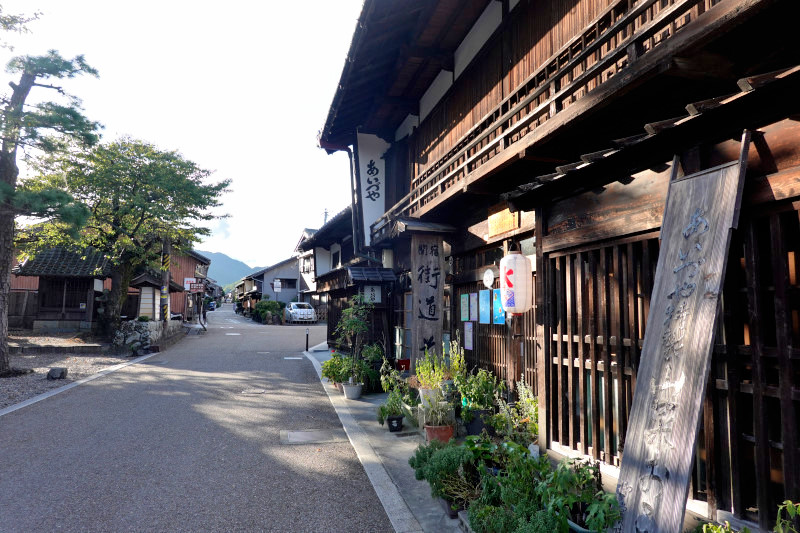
[0,306,393,532]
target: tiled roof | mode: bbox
[13,247,112,278]
[347,267,396,282]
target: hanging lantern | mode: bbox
[499,250,533,314]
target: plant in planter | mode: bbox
[461,368,502,434]
[409,439,480,517]
[490,375,539,447]
[377,389,406,431]
[334,295,374,399]
[420,389,455,443]
[415,348,447,407]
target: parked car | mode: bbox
[208,301,216,311]
[284,302,317,323]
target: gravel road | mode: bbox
[0,307,393,532]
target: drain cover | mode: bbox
[241,389,267,395]
[279,429,348,444]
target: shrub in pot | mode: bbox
[460,368,502,435]
[409,440,479,517]
[415,348,447,407]
[490,375,539,447]
[377,389,405,432]
[420,389,455,443]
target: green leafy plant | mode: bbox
[408,439,449,479]
[413,441,480,510]
[776,500,800,533]
[584,490,623,532]
[377,389,405,425]
[137,315,150,322]
[693,521,750,533]
[420,389,454,427]
[461,368,502,423]
[415,347,447,389]
[321,351,348,383]
[491,375,538,446]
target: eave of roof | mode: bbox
[297,206,352,250]
[320,0,492,150]
[503,65,800,211]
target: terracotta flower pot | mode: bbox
[424,424,454,443]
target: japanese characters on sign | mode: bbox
[411,234,445,365]
[361,285,382,304]
[617,159,746,533]
[356,133,390,247]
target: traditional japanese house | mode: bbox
[295,228,320,310]
[320,0,800,529]
[11,246,111,331]
[296,205,394,349]
[249,257,300,305]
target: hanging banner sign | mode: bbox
[617,155,748,532]
[356,133,390,247]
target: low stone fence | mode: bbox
[113,319,185,355]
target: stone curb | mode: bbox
[304,350,424,533]
[9,344,107,355]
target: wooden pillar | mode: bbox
[61,278,67,319]
[410,233,445,370]
[534,206,549,449]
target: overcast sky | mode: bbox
[2,0,363,268]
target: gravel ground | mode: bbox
[1,351,131,410]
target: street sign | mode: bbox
[274,279,282,293]
[190,283,204,293]
[184,277,196,290]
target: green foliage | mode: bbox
[449,333,467,392]
[377,389,405,425]
[490,375,539,446]
[408,439,448,480]
[253,300,281,321]
[693,521,750,533]
[467,504,518,533]
[137,315,150,322]
[416,347,447,389]
[776,500,800,533]
[461,368,501,411]
[321,351,349,383]
[334,294,372,355]
[584,491,622,532]
[18,139,230,335]
[420,389,454,427]
[514,509,562,533]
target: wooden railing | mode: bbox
[371,0,721,240]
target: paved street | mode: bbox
[0,306,393,532]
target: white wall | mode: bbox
[454,1,502,80]
[420,69,454,121]
[315,247,332,277]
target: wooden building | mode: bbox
[320,0,800,529]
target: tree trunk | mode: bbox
[0,212,14,374]
[100,260,135,340]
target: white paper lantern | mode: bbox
[499,251,533,314]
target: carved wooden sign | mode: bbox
[617,158,747,533]
[411,233,445,368]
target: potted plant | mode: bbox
[415,348,447,407]
[420,389,455,443]
[334,296,373,400]
[409,440,479,519]
[490,375,539,447]
[460,368,501,435]
[377,389,405,431]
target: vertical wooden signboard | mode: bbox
[411,233,445,367]
[617,143,749,532]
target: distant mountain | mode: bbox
[195,250,263,288]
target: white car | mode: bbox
[284,302,317,323]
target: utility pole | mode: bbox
[161,240,170,322]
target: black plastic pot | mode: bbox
[387,415,404,432]
[465,408,493,436]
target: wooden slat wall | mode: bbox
[539,202,800,528]
[546,236,658,465]
[452,277,538,395]
[411,0,719,186]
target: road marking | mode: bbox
[257,351,270,354]
[225,333,241,336]
[284,357,303,360]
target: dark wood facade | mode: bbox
[322,0,800,528]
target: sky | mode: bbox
[1,0,363,268]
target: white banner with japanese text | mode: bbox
[356,133,390,246]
